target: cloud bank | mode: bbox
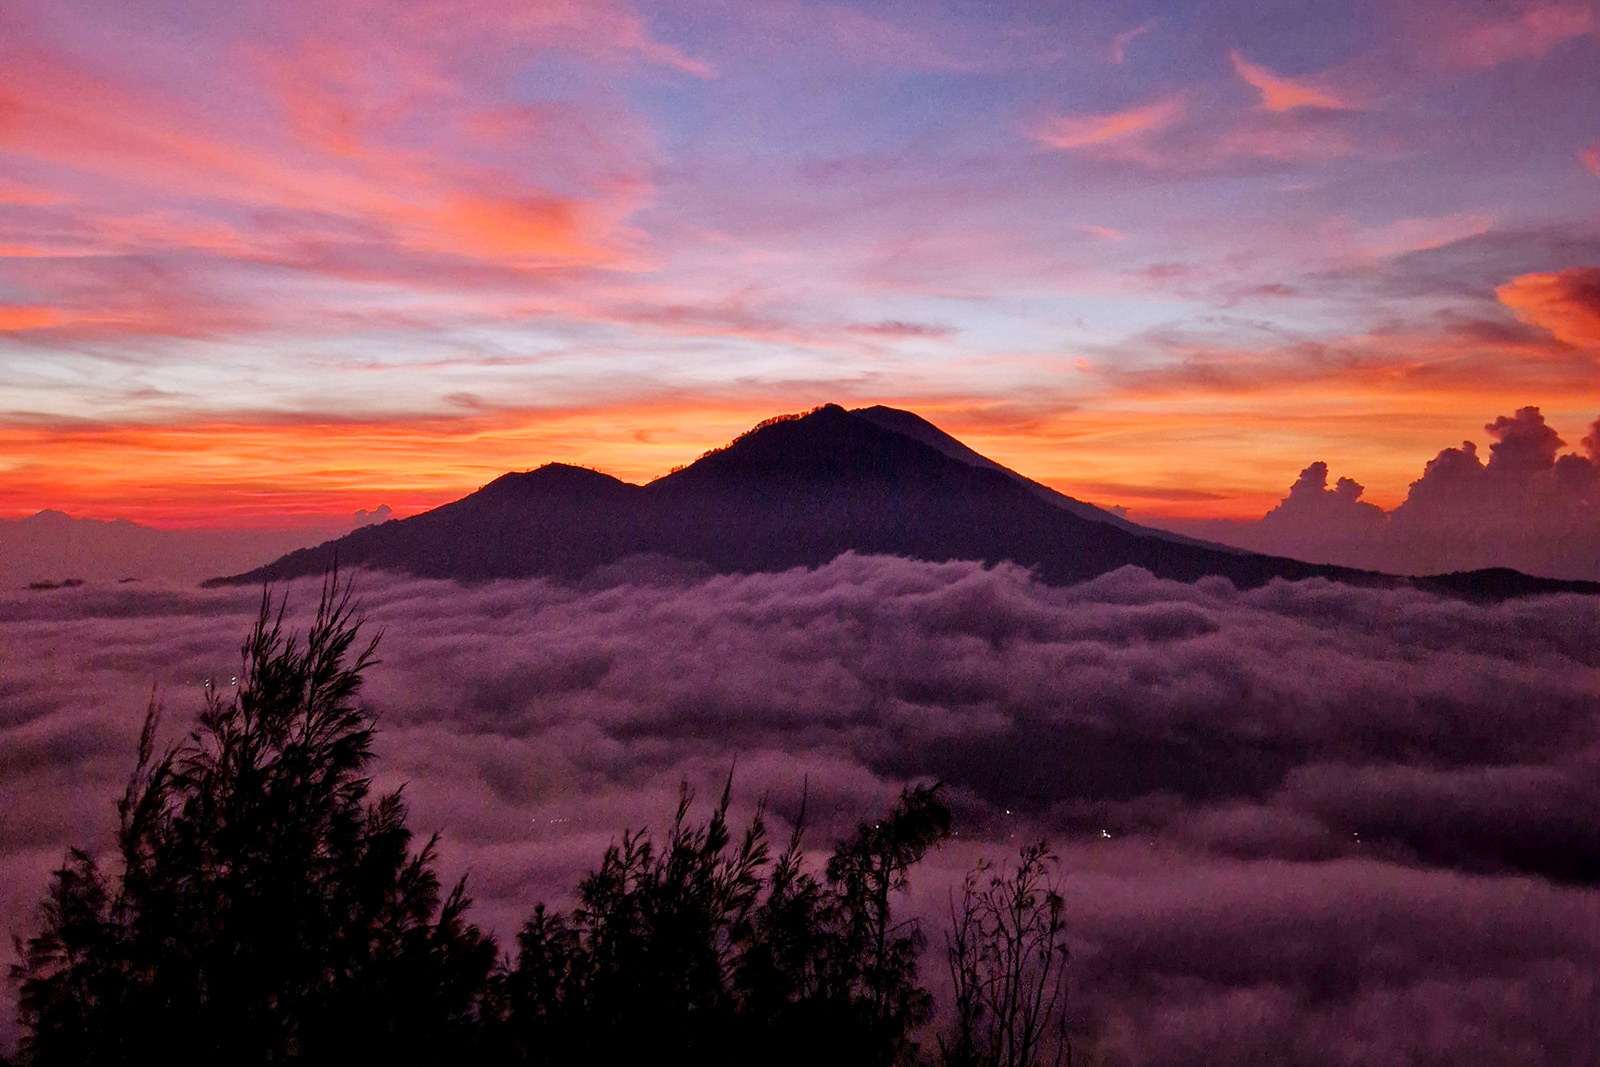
[2,558,1597,1061]
[1156,404,1600,580]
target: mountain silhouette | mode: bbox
[0,509,342,587]
[207,405,1600,598]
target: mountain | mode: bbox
[848,405,1242,551]
[0,511,329,588]
[208,405,1600,599]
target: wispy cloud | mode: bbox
[1229,52,1358,112]
[1109,20,1155,65]
[1434,3,1594,70]
[1031,96,1187,154]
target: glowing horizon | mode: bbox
[2,0,1597,528]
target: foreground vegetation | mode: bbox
[9,578,1073,1066]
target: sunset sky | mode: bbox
[1,0,1597,526]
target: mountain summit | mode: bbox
[206,405,1599,599]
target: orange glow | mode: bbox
[5,343,1599,527]
[0,306,60,331]
[1497,270,1600,349]
[0,402,814,527]
[1,0,1596,536]
[431,195,612,265]
[924,392,1600,520]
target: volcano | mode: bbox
[207,405,1600,599]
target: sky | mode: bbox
[1,0,1597,527]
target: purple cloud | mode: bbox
[2,558,1597,1060]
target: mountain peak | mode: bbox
[478,463,635,499]
[654,403,937,490]
[204,404,1599,601]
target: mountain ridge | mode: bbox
[205,405,1600,600]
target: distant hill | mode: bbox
[0,508,387,588]
[209,405,1600,600]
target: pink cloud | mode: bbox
[1030,85,1367,171]
[1436,3,1594,70]
[1031,96,1186,154]
[1344,212,1496,259]
[0,177,64,206]
[1229,52,1358,112]
[323,0,715,77]
[0,18,665,340]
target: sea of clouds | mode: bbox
[3,555,1598,1064]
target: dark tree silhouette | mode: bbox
[11,576,497,1065]
[498,780,951,1067]
[939,842,1071,1067]
[10,571,969,1066]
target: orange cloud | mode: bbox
[1032,96,1186,152]
[1229,52,1357,112]
[0,305,60,331]
[430,194,615,266]
[1584,143,1600,177]
[0,36,657,341]
[1496,268,1600,349]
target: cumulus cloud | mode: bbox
[1,559,1597,1061]
[1258,462,1386,549]
[1157,405,1600,581]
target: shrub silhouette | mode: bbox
[498,780,952,1067]
[11,574,977,1065]
[940,842,1072,1067]
[11,576,497,1065]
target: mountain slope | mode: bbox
[847,405,1244,551]
[208,405,1600,598]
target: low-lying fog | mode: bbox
[3,555,1597,1064]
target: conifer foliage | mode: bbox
[498,780,951,1067]
[12,576,497,1064]
[10,575,1072,1066]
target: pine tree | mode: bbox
[12,575,497,1065]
